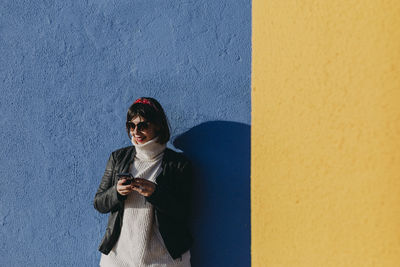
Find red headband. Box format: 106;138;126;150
134;98;158;111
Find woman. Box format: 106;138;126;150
94;97;193;267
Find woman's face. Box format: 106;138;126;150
129;115;159;144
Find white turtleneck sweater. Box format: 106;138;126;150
99;137;191;267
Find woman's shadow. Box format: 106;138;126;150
173;121;250;267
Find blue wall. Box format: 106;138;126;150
0;1;251;266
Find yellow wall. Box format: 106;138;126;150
252;1;400;266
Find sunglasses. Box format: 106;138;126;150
126;121;149;132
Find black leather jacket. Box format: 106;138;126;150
94;146;193;259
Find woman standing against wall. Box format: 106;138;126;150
94;97;193;266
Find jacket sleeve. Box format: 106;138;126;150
145;160;193;222
94;152;126;214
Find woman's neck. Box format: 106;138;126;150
131;136;166;161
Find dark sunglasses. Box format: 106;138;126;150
126;121;149;132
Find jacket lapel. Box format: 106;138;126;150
120;146;136;173
155;148;172;184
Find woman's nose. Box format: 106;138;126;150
131;127;137;136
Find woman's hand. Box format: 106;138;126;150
131;178;156;197
117;179;134;196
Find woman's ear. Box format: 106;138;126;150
154;125;163;142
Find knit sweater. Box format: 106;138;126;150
99;137;191;267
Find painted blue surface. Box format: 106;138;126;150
0;1;251;266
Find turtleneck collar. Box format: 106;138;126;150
131;136;166;161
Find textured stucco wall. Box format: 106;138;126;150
0;1;251;266
252;1;400;266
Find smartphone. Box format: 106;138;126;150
117;173;134;185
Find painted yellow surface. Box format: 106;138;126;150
252;1;400;266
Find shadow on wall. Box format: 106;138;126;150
173;121;250;267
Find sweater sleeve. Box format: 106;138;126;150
94;152;126;214
145;160;193;222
